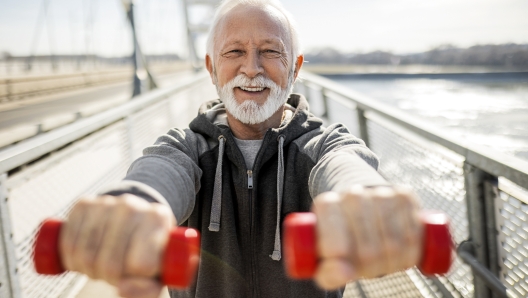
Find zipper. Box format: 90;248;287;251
247;170;253;189
242;132;268;297
247;169;257;297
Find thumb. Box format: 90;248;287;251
118;277;164;298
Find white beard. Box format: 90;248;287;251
215;73;294;125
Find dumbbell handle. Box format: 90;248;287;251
283;211;453;279
33;218;200;289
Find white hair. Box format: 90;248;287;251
206;0;301;65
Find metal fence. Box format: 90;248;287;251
295;72;528;298
0;63;190;102
0;71;216;298
0;70;527;298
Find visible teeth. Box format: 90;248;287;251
240;86;265;92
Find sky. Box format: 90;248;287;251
1;0;527;58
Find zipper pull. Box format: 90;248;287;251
247;170;253;189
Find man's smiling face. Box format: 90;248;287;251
208;4;293;108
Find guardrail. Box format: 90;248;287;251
0;97;129;149
0;70;526;298
296;71;528;298
0;68;132;101
0;63;189;102
0;71;213;298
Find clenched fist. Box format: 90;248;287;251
59;194;175;298
312;186;423;290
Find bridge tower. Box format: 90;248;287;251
182;0;220;71
121;0;158;97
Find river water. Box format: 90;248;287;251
324;73;528;162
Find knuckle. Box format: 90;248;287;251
342;188;360;199
72;198;92;213
146;208;166;226
128;255;157;276
372;186;395;200
341;191;362;209
317;192;341;204
119;194;145;207
116;201;135;217
117;194;135;206
394;185;413;196
398;189;420;207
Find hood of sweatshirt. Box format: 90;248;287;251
189;93;323;145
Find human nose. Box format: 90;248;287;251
240;50;263;78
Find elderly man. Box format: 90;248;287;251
59;0;423;297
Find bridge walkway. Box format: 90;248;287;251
0;71;526;298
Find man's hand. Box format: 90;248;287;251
59;194;176;298
312;186;423;290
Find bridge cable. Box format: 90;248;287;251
27;0;51;71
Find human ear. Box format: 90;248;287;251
205;55;216;85
293;55;304;80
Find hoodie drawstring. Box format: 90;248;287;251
208;134;286;262
208;135;225;232
270;135;285;261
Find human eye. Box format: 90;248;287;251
222;49;244;58
261;49;282;58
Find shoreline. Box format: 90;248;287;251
302;64;528;75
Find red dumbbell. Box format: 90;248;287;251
283;211;453;279
33;218;200;289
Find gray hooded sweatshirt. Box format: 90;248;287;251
104;94;388;298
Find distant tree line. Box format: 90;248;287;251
304;44;528;67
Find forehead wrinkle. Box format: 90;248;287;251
262;39;284;47
218;38;287;58
223;39;284;48
214;4;291;54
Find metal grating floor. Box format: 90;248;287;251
344;271;427;298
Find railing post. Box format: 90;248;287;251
300;83;309;102
356;108;370;147
0;173;22;298
321;87;329;119
483;179;502;284
463;163;502;298
6;79;12;102
125;116;138;162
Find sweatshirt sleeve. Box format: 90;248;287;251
101;128;206;223
301;123;390;198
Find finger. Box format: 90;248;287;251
73;197;115;278
60;197;92;272
314;258;356;290
341;187;382;278
118;277;163;298
312;192;349;259
370;187;403;273
124;203;174;277
94;196;145;285
395;188;423;269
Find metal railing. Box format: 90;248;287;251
0;70;527;297
295;71;528;298
0;63;189;102
0;71;213;298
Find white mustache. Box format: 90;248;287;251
230;74;276;89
